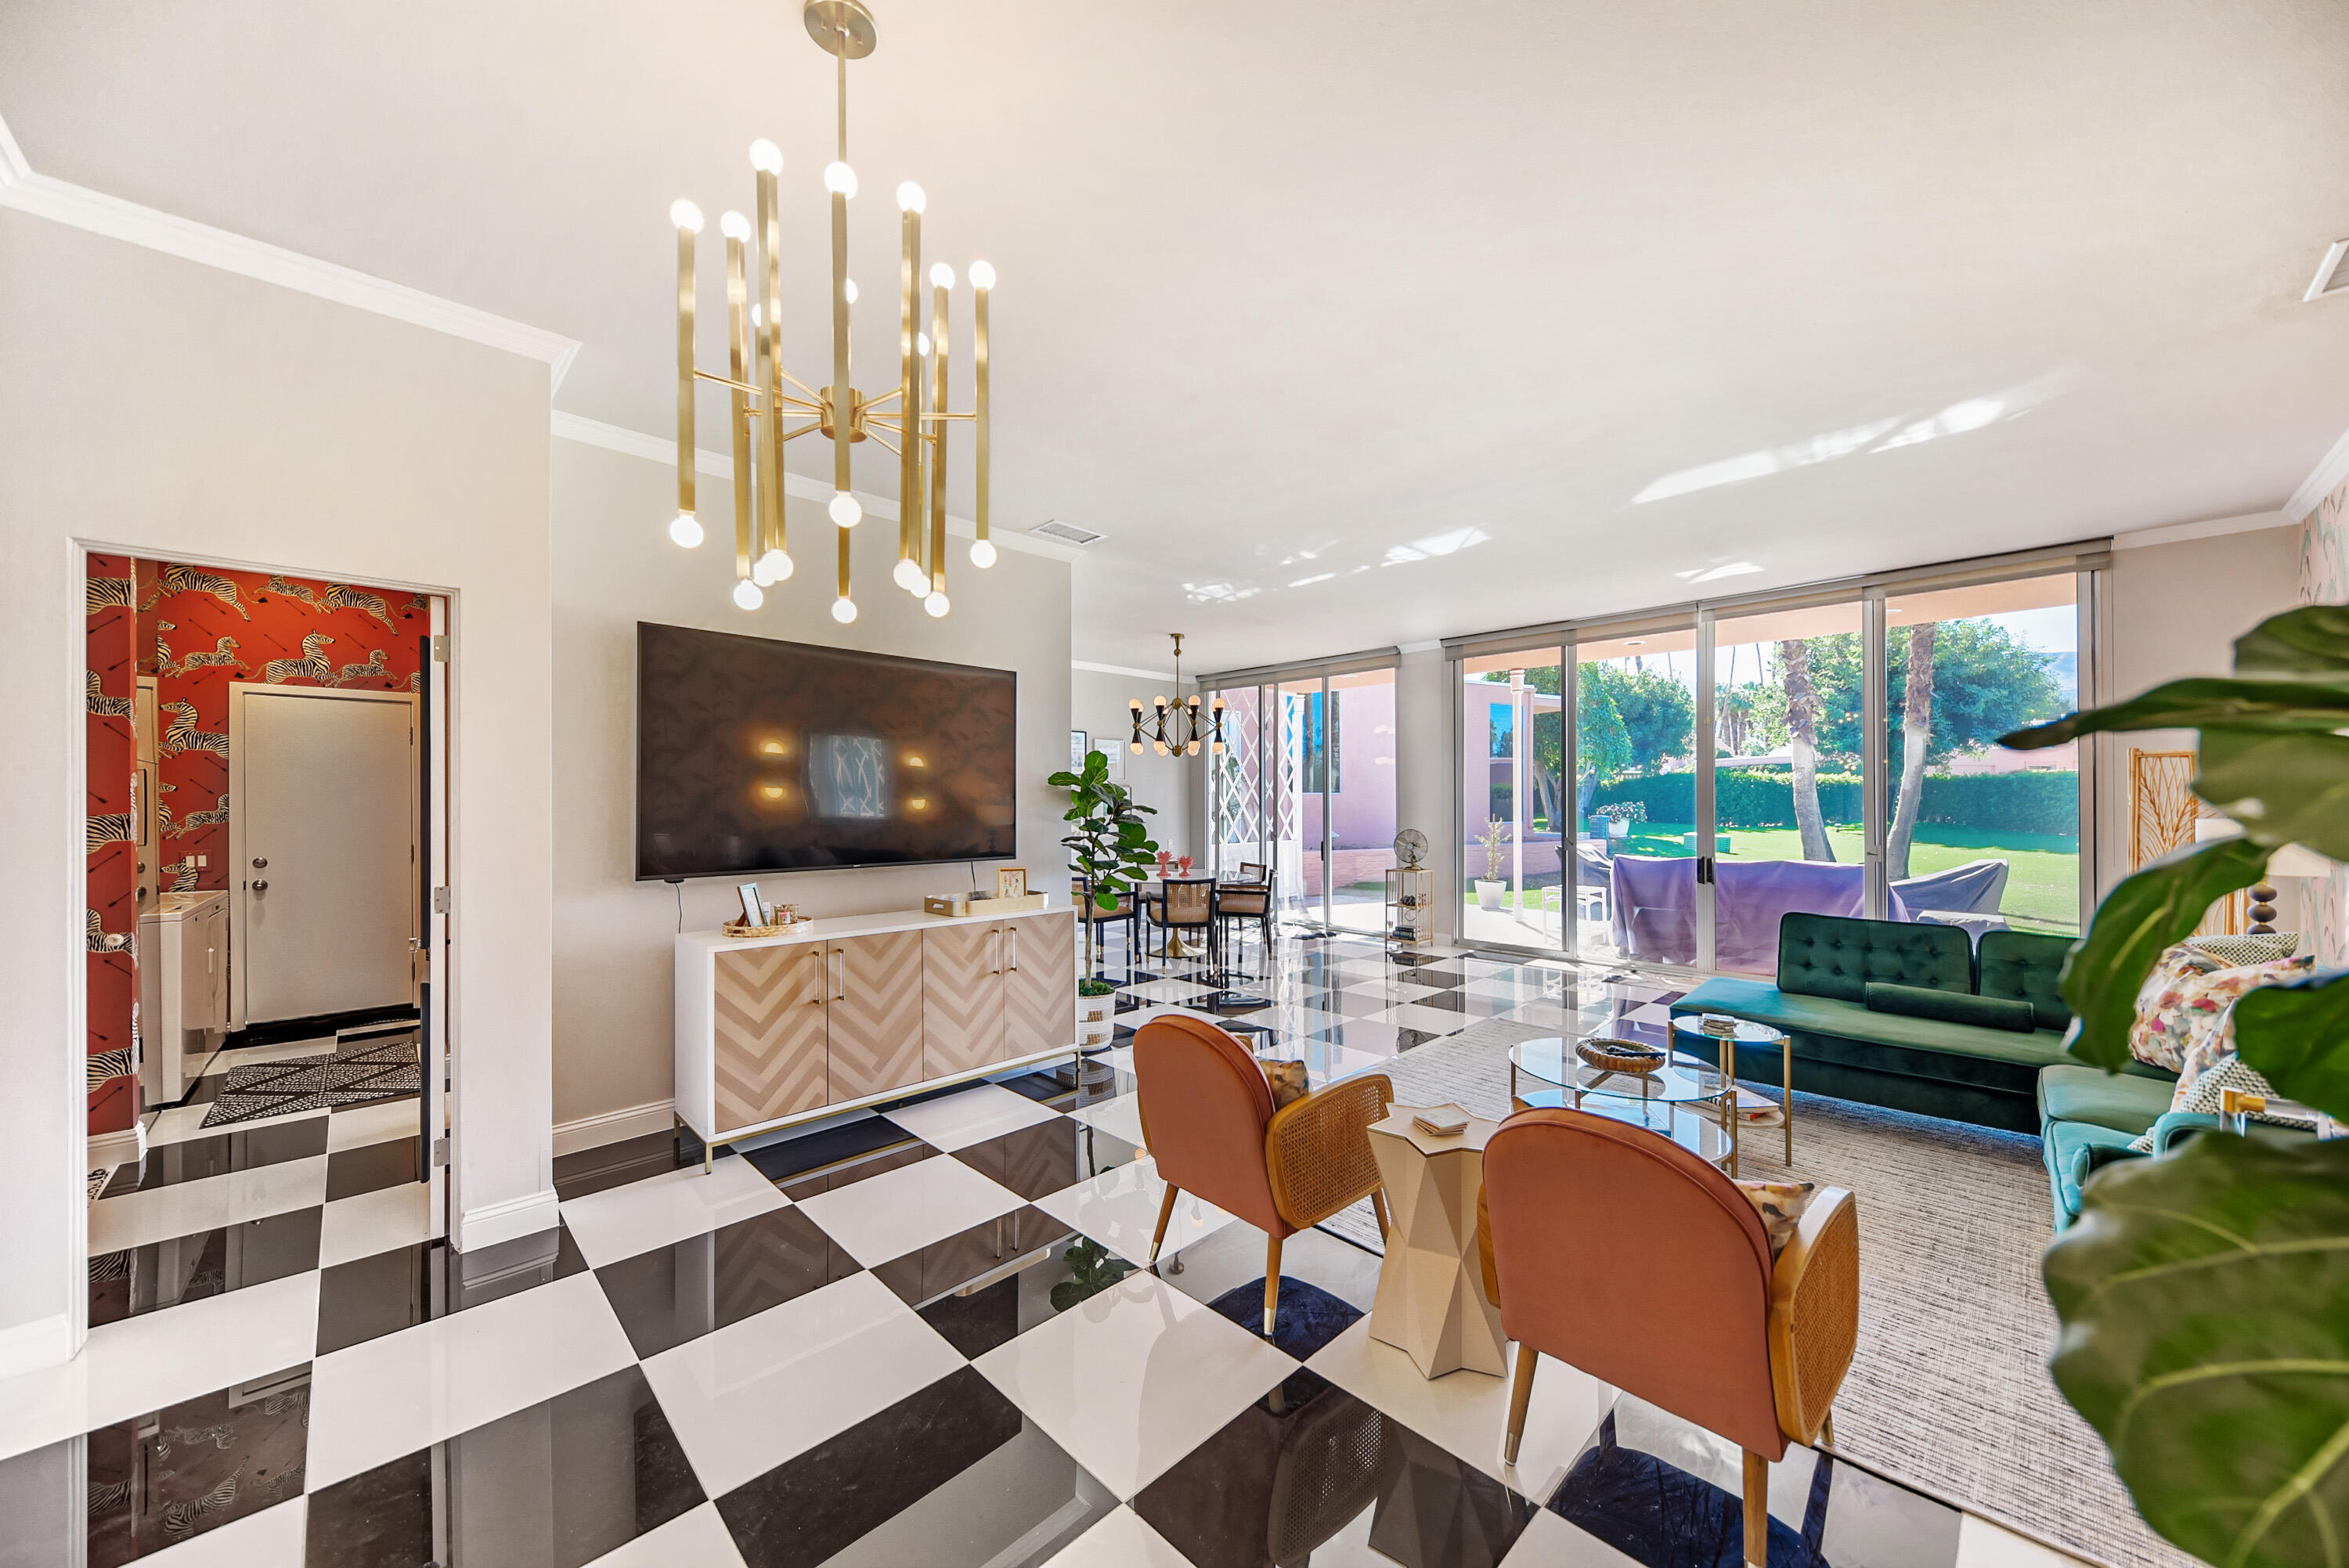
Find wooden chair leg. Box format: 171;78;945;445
1370;1189;1391;1241
1149;1185;1180;1263
1820;1412;1835;1449
1503;1346;1537;1464
1742;1450;1769;1566
1263;1234;1284;1336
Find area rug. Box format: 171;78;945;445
198;1036;420;1126
1322;1016;2189;1568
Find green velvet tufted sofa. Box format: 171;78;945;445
1669;913;2167;1135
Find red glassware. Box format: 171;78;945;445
1178;855;1193;877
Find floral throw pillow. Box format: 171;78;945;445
2127;944;2230;1071
2169;957;2310;1087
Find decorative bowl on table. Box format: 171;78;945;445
1575;1036;1668;1075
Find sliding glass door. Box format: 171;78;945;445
1208;683;1269;883
1460;650;1566;951
1573;624;1699;965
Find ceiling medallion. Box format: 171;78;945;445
1131;633;1227;757
664;0;994;622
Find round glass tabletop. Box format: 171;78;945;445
1508;1037;1729;1105
1669;1015;1787;1045
1510;1087;1734;1165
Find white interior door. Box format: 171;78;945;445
233;685;417;1024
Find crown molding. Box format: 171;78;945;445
0;109;579;387
2285;422;2349;523
548;409;1081;563
2109;510;2294;550
1073;658;1177;682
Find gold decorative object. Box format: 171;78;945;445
665;0;994;622
1128;633;1227;757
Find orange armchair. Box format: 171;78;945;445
1132;1014;1394;1335
1478;1106;1858;1568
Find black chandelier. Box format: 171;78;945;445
1129;633;1226;757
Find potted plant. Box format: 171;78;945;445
1475;817;1507;910
1049;748;1159;967
1077;978;1118;1049
1998;604;2349;1568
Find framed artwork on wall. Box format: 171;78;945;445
1070;730;1087;770
1103;746;1126;782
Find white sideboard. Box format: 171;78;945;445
674;903;1078;1158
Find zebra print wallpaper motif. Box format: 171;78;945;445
84;557;428;1137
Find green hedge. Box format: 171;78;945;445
1588;768;2075;834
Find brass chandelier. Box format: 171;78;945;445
664;0;994;623
1130;633;1227;756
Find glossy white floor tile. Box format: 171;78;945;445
305;1270;635;1491
1371;1001;1477;1035
557;1153;788;1268
1306;1321;1610;1489
640;1271;965;1498
143;1101;328;1149
792;1152;1027;1267
1070;1091;1146;1148
143;1495;309;1566
882;1082;1065;1152
327;1097;425;1152
1120;978;1217;1004
1498;1503;1639;1567
584;1500;751;1568
1955;1512;2086;1568
1500;1002;1579;1031
1032;1155;1236;1266
199;1036;335;1073
973;1271;1294;1500
86;1154;329;1255
1038;1504;1194;1568
0;1271;320;1465
318;1178;440;1268
1343;978;1443;1004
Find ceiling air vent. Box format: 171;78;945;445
2304;240;2349;302
1028;519;1102;546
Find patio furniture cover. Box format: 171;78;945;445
1889;857;2010;917
1609;856;1911;971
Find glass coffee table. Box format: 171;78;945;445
1669;1015;1794;1166
1506;1037;1737;1174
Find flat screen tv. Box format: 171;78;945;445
635;622;1017;879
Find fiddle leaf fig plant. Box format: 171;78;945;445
2001;604;2349;1568
1050;748;1158;911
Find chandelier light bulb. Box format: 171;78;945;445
895;181;926;214
751;555;778;587
924;590;951;618
843;278;859;304
719;210;751;241
668;511;704;548
969;538;997;568
967;260;996;289
758;546;792;582
749;139;783;174
832;596;858;625
1154;740;1170;756
823;160;858;198
828;492;863;528
929;262;955;290
731;579;764;611
893;557;929;593
669;200;704;233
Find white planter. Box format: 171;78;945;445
1077;993;1117;1049
1474;880;1505;911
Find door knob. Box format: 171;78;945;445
252;856;269;869
251;880;269;893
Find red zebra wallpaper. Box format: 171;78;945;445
84;558;428;1137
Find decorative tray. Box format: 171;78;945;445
1575;1036;1669;1075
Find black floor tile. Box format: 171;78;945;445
90;1206;323;1326
307;1368;701;1568
951;1118;1141;1202
99;1117;329;1195
596;1207;859;1358
73;1363;312;1564
1134;1368;1534;1568
324;1137;420;1202
871;1210;1084;1350
996;1057;1124;1112
1203;1275;1364;1360
747;1119;937;1200
554;1128;692;1202
315;1225;590;1354
716;1365;1112;1568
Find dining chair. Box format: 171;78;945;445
1214;881;1272;963
1133;1014;1393;1334
1156;877;1217;963
1478;1106;1858;1566
1076;876;1140;968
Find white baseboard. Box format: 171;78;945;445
0;1310;77;1378
456;1188;562;1253
87;1126;143;1172
553;1098;677;1158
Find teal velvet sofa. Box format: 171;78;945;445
2037;1065;2315;1227
1669;913;2163;1135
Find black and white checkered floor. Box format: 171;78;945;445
8;931;2065;1568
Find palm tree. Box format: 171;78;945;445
1886;623;1937;879
1781;639;1832;861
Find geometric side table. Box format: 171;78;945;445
1364;1108;1506;1380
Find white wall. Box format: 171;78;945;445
1393;649;1457;943
2096;517;2303;893
1070;667;1191;864
550;439;1073;1134
0;208;555;1363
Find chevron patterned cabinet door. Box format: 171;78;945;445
922;922;1003;1080
1001;911;1077;1062
827;930;926;1101
713;943;829;1133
